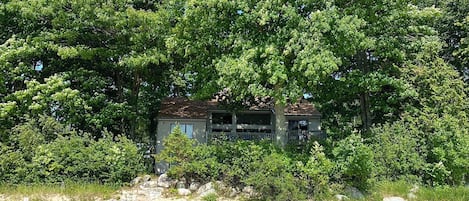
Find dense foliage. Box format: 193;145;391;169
0;115;143;184
1;0;468;196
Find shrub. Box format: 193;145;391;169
0;144;27;184
371;114;469;186
92;135;144;183
423;115;469;186
297;141;334;196
244;151;306;201
214;140;268;186
370;121;427;182
31;133;143;183
155;126;222;183
333;134;374;190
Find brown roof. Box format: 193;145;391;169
158;97;218;119
284;99;321;116
158;97;320;119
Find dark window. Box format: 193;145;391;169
236;113;271;125
288;120;308;131
212;112;232;124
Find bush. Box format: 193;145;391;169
214;140;268;186
244;151;306;201
370;121;427;182
333;134;375;190
31;133;143;183
297;141;334;196
0;116;143;184
371;114;469;186
155;126;223;183
0;144;27;184
423;115;469;186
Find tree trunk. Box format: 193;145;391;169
274;102;287;147
357;51;372;132
130;71;141;140
360;92;372;132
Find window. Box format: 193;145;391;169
288;120;308;131
236;113;271;125
212;112;232;124
170;123;193;138
34;60;43;71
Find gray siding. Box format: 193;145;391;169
156;118;207;153
308;117;321;131
155;118;207;173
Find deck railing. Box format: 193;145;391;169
208;130;325;143
209;131;273;142
287;130;325;144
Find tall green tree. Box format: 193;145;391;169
168;0;367;146
418;0;469;82
0;0;173;141
312;1;444;138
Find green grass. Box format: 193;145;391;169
416;186;469;201
0;182;120;201
358;180;469;201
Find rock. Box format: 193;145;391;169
176;181;186;189
130;176;142;186
409;185;419;193
345;186;364;199
120;190;138;201
215;180;227;189
335;194;349;200
197;182;217;197
407;192;417;200
242;186;256;197
383;196;406;201
140;180;159;189
142;174;152;182
147;188;164;199
229;188;238;198
157;173;176;188
178;188;192;196
189;182;201;191
407;184;418;200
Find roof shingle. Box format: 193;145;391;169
158;97;320;119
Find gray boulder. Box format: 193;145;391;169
130;176;141;186
407;192;417;200
189;182;201;191
345;186;364;199
229;188;239;198
140;180;158;189
242;186;256;197
178;188;192;196
197;182;217;197
157;173;176;188
335;194;349;200
142;174;152;182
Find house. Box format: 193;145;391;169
156;97;322;151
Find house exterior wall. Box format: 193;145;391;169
155;118;207;173
308;117;321;131
156;118;207;153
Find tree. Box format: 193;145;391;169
312;1;444;138
168;0;367;146
0;0;174;141
417;0;469;83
